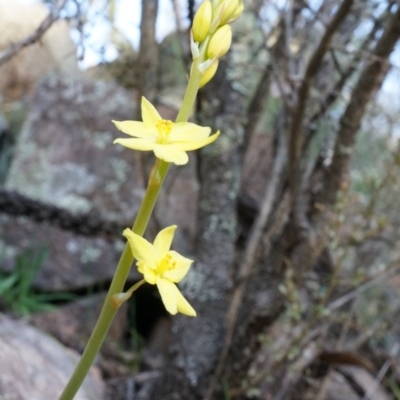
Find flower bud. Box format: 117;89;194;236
198;58;214;74
227;1;244;23
207;25;232;59
219;0;240;25
192;0;212;43
200;60;219;88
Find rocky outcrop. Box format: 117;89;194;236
2;75;143;291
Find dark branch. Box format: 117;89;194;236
288;0;354;216
137;0;159;105
302;5;388;155
322;4;400;206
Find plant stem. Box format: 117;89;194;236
58;66;201;400
176;58;202;123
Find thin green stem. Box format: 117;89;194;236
176;58;202;123
58;61;202;400
176;34;210;123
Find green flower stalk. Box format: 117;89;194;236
58;1;244;399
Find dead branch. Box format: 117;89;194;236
302;8;386;155
322;4;400;206
243;0;306;153
288;0;354;219
0;0;68;67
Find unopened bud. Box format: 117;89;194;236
192;1;212;43
209;1;225;33
200;60;219;88
219;0;240;25
207;25;232;59
228;1;244;23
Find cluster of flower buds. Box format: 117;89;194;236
191;0;244;87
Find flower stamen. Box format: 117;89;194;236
159;253;177;273
156;120;174;144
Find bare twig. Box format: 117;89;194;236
302;7;387;155
243;0;308;153
328;263;400;311
0;0;68;66
363;343;400;400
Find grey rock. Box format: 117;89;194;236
0;213;138;291
6;75;143;221
0;313;105;400
2;75;145;291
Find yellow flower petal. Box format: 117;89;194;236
137;261;145;274
112;120;157;138
153;144;189;165
141;97;162;130
169;123;211;141
157;278;178;315
173;131;220;151
114;138;156;151
157;278;196;316
123;229;158;267
153;225;177;257
175;285;196;316
163;250;193;283
142;265;157;285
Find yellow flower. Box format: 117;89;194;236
113;97;220;165
123;225;196;317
